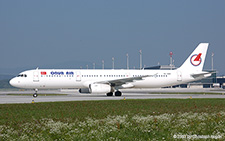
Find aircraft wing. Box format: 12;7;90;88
96;75;149;87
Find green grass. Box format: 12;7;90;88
0;99;225;140
1;99;224;123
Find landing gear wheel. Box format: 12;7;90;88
115;91;122;96
107;92;113;96
33;89;38;98
33;93;38;98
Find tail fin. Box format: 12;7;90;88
178;43;209;73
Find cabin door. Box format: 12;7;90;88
76;72;81;82
177;71;182;81
33;71;39;82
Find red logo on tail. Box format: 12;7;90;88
194;53;202;61
190;53;202;66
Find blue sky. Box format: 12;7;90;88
1;1;225;75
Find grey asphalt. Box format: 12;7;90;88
0;88;225;104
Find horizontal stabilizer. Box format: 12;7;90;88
191;71;215;78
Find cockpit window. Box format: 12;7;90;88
17;74;27;77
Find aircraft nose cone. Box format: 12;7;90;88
9;78;17;87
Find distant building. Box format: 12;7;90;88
217;76;225;89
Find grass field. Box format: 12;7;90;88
0;99;225;140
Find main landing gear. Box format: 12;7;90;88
33;89;38;98
106;91;122;96
115;91;122;96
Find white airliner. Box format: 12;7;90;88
10;43;212;97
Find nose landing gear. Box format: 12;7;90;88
33;89;38;98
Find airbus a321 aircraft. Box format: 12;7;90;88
10;43;212;97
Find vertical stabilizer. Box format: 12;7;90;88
178;43;209;73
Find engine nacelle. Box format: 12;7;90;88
79;88;91;93
79;84;111;94
90;84;111;94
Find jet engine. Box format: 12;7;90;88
79;88;91;93
79;84;111;94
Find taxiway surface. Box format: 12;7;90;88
0;88;225;104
